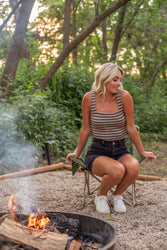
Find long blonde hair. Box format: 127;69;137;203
92;63;124;96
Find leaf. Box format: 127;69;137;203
105;214;112;220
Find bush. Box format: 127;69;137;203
123;76;167;135
47;65;94;127
9;94;78;156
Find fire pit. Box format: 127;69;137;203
0;211;117;250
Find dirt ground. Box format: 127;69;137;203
0;170;167;250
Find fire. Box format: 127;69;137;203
28;212;50;230
8;194;18;221
8;195;50;230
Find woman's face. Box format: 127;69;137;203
105;70;123;95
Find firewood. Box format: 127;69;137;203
0;163;65;180
137;174;167;181
68;239;84;250
0;217;68;250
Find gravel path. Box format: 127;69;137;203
0;170;167;249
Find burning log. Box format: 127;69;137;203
0;163;65;180
0;217;68;250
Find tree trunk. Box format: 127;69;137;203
0;0;24;33
0;0;35;100
101;18;108;61
63;0;71;48
146;56;167;96
111;4;127;61
32;0;131;93
72;0;78;65
101;0;108;61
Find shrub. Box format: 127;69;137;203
9;94;77;156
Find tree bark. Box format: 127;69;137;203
32;0;131;93
0;0;35;100
111;3;127;61
72;0;79;65
101;0;108;61
63;0;72;48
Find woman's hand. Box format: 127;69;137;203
66;153;78;163
142;151;157;162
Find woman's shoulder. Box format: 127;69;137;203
82;91;92;105
83;91;93;100
120;89;131;98
120;89;133;105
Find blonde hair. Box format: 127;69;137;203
91;62;124;95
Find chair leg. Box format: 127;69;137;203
83;171;89;205
83;171;136;207
82;171;101;207
132;182;136;206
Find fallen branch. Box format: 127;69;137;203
0;163;65;180
64;164;82;172
0;162;166;182
137;174;167;181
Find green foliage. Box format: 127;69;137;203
123;76;167;135
9;94;78;156
47;65;94;127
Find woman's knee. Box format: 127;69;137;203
110;162;125;181
126;158;140;177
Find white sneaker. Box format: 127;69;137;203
94;195;110;214
113;195;126;213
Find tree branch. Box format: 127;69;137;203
146;56;167;96
32;0;131;93
0;0;24;33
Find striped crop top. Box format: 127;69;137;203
91;89;126;141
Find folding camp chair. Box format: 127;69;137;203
71;126;144;208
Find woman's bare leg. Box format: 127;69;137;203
113;154;140;195
92;156;125;196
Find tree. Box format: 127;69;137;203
32;0;131;93
146;56;167;96
0;0;24;33
111;4;127;61
63;0;72;48
0;0;35;100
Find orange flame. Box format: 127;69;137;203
8;195;50;230
8;194;18;221
28;212;50;230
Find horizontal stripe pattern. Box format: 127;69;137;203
91;89;126;141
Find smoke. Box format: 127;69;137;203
0;105;42;213
0;106;41;174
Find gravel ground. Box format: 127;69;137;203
0;170;167;250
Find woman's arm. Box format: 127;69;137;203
66;92;92;162
121;90;156;161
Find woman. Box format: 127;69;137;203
67;63;156;214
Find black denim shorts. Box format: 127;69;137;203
85;137;131;171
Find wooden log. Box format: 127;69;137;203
64;164;82;172
0;217;68;250
137;174;167;181
68;239;84;250
0;163;65;180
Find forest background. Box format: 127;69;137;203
0;0;166;177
